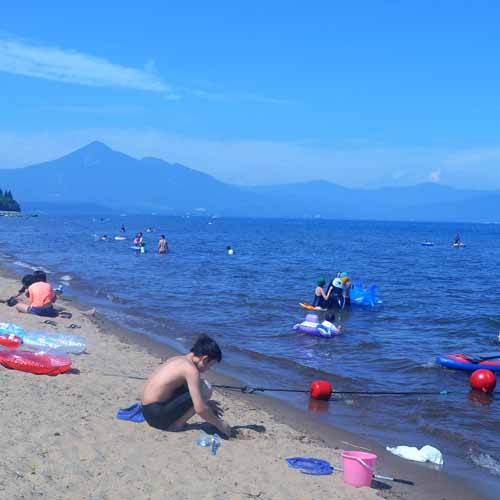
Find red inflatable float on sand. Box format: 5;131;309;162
0;350;72;375
0;334;21;348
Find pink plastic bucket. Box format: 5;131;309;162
341;451;377;487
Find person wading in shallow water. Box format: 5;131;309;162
141;335;232;437
158;235;169;254
312;278;329;308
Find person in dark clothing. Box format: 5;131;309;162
312;278;329;308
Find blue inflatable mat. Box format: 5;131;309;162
436;353;500;372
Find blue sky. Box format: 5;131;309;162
1;1;500;188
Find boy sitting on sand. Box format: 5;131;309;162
142;335;232;438
15;271;57;317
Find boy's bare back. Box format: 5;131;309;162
142;356;197;405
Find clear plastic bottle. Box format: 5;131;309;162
211;434;221;456
196;430;211;447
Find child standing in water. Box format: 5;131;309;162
158;235;169;254
133;232;143;246
312;278;329;308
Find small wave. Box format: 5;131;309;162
268;332;297;339
469;452;500;476
14;260;36;270
14;261;51;273
358;341;383;349
105;293;129;305
60;275;73;282
420;424;467;444
487;317;500;327
414;360;439;371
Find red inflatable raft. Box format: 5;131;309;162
0;334;21;348
0;350;72;375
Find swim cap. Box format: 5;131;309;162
333;278;343;288
317;278;326;286
341;276;349;285
340;272;348;278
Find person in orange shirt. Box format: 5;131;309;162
16;271;56;316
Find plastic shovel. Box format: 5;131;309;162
335;465;414;486
372;473;414;485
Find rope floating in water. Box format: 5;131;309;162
212;382;450;399
100;373;451;400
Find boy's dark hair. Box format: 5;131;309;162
19;274;36;293
33;270;47;282
21;274;35;287
190;335;222;362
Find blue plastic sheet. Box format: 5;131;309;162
286;457;333;475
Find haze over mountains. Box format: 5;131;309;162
0;141;498;222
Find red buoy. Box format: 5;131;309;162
470;369;496;393
310;380;332;400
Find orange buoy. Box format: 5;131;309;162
310;380;332;400
470;369;496;393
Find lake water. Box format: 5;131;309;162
1;215;499;495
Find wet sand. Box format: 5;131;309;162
0;269;486;499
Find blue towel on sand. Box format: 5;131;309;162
117;403;145;423
286;457;333;475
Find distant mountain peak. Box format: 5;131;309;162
78;141;113;154
55;141;121;169
0;141;495;221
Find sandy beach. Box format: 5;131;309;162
0;270;485;500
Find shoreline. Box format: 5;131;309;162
92;305;488;500
0;262;489;499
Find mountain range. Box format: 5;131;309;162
0;141;498;222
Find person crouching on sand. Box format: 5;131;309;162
142;335;232;438
15;271;56;316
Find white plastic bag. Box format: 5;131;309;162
386;445;443;465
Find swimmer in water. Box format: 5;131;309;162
120;225;126;233
340;272;351;307
158;235;169;254
100;235;109;241
227;245;234;255
133;232;143;246
325;273;345;316
312;278;329;308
